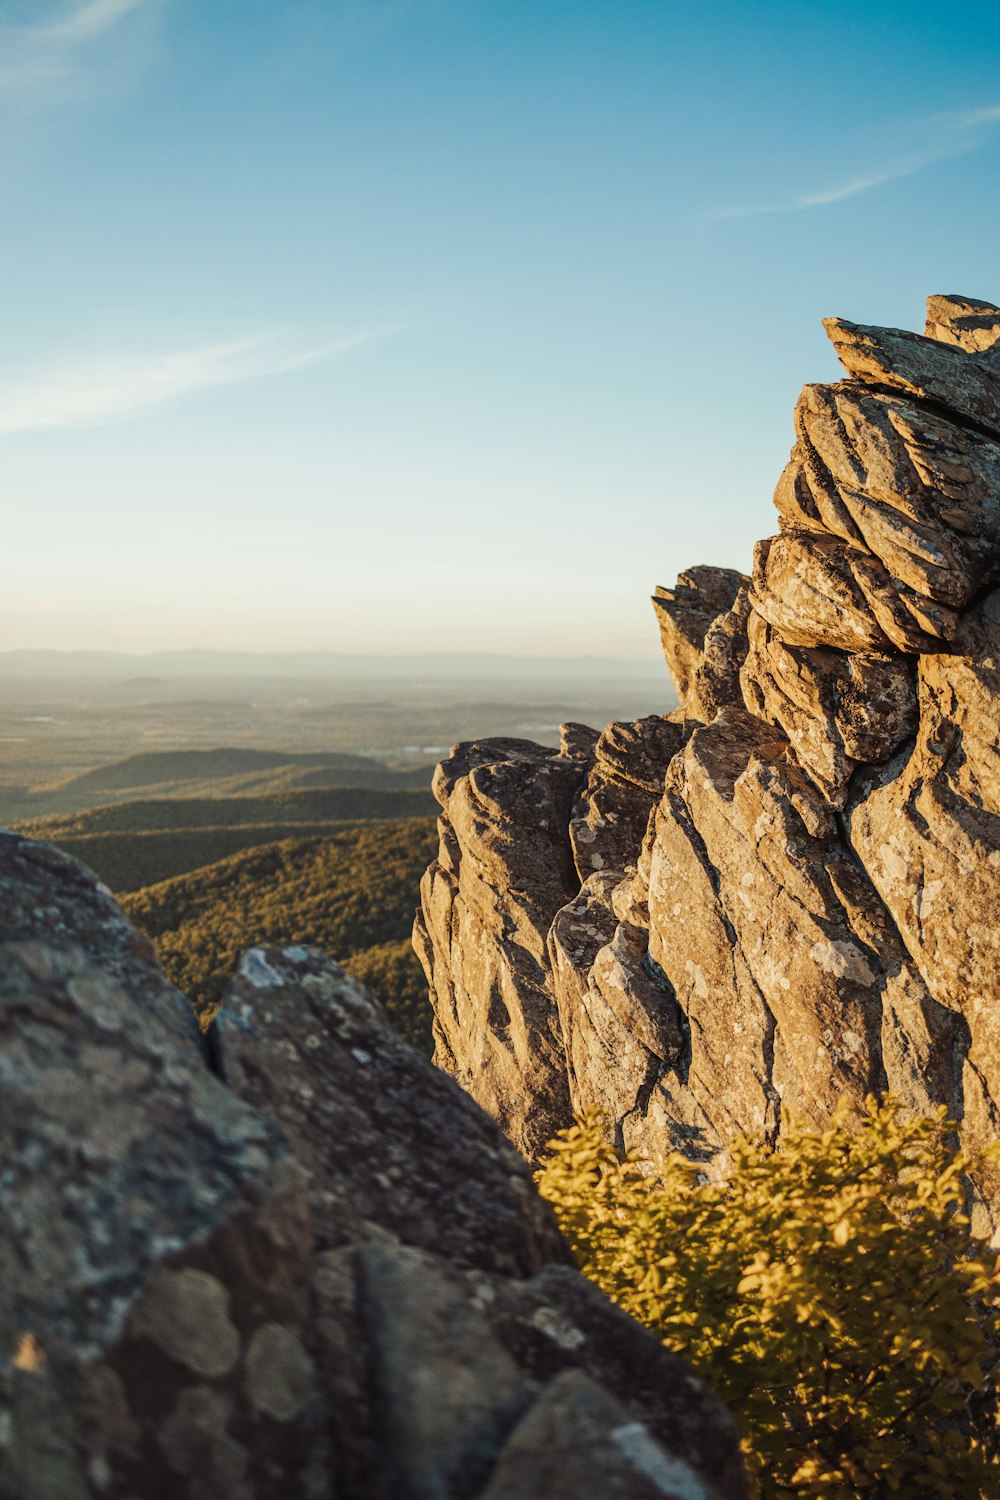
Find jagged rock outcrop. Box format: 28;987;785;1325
413;738;584;1158
416;293;1000;1235
0;836;744;1497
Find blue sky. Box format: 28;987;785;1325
3;0;1000;657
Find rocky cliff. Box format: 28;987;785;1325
415;293;1000;1236
0;832;742;1498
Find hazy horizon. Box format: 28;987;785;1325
0;643;669;676
5;1;1000;654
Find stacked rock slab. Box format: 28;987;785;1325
415;294;1000;1233
0;834;744;1497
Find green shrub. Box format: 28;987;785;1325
536;1099;1000;1498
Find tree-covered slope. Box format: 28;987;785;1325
121;818;438;1052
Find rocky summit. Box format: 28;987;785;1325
0;832;742;1498
415;293;1000;1236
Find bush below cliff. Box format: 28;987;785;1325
538;1099;1000;1499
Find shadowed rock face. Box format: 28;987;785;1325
215;947;746;1499
0;837;326;1500
415;293;1000;1235
0;836;745;1498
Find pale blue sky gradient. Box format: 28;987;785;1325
4;0;1000;656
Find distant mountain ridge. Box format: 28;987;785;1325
0;647;664;680
20;784;435;837
48;746;409;793
5;747;433;825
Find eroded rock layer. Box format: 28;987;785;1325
415;293;1000;1235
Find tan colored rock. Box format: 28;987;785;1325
740;609;916;804
416;743;584;1159
646;711;887;1125
548;874;681;1140
751;532;954;654
925;293;1000;351
651;567;748;710
849;588;1000;1223
416;292;1000;1240
560;721;601;759
824;314;1000;438
687;585;753;722
569;716;685;881
773;381;1000;613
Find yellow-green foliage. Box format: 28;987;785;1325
537;1100;1000;1498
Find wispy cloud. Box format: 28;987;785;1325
0;0;146;97
0;331;385;434
711;103;1000;222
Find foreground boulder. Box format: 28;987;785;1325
415;293;1000;1235
0;834;326;1500
0;832;745;1497
215;945;746;1498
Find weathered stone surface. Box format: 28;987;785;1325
772;380;1000;617
849;588;1000;1222
652;567;748;710
0;925;326;1499
2;829;747;1496
357;1241;530;1500
925;293;1000;352
416;741;586;1158
548;874;681;1143
751;531;954;654
560;721;601;759
569;716;685;881
644;709;908;1141
687;586;753;723
215;945;567;1277
468;1263;745;1498
215;947;745;1499
480;1369;719;1500
824;314;1000;438
351;1237;744;1500
417;292;1000;1235
741;609;916;804
0;830;203;1053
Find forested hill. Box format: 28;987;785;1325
120;818;438;1052
11;745;433;824
17;787;436;892
15;747;441;1053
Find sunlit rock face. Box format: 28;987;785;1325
415;293;1000;1236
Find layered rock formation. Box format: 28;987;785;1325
416;293;1000;1234
0;832;743;1498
